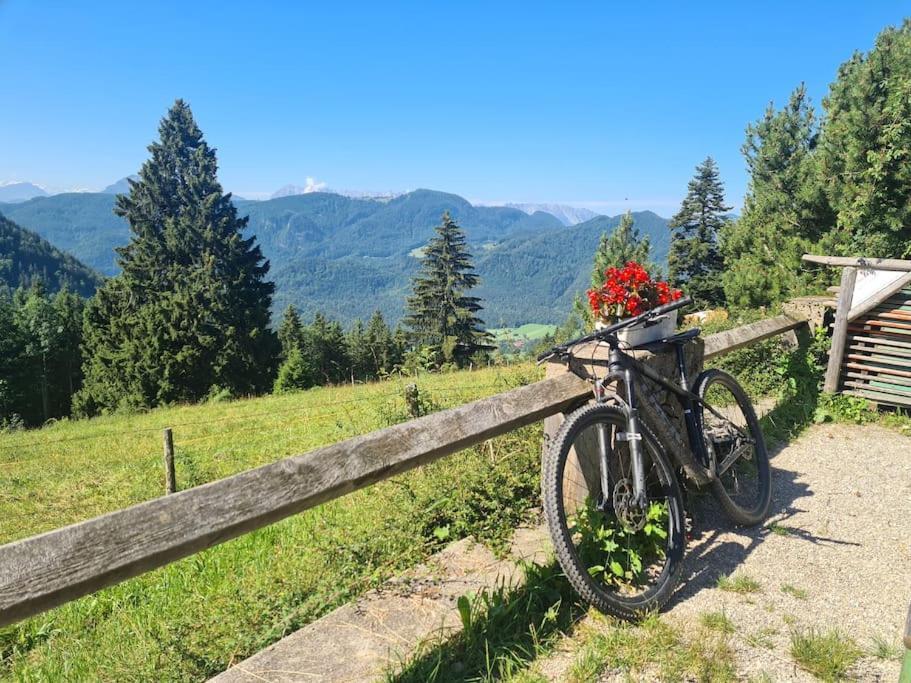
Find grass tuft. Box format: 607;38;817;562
870;634;902;661
716;572;762;594
567;614;736;682
700;610;735;634
389;562;581;682
780;583;808;600
745;627;778;650
766;521;798;536
789;627;862;681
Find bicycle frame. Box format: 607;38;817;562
593;341;712;502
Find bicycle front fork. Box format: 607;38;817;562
596;361;648;510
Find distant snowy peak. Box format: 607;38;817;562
271;180;402;202
0;182;49;203
505;203;600;226
271;178;328;198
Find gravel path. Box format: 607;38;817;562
538;422;911;681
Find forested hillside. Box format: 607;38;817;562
0;190;670;325
0;193;129;277
0;213;101;296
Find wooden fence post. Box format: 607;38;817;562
162;428;176;495
404;384;420;418
824;266;857;393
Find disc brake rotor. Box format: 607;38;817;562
612;478;647;531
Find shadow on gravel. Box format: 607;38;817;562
669;465;811;606
666;327;847;606
671;460;859;608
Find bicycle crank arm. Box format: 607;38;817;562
716;443;753;476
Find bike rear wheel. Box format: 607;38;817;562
543;403;686;619
696;369;771;526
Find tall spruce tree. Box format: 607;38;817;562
668;157;730;307
404;211;491;366
365;310;394;375
75;100;275;414
309;312;348;384
277;304;305;360
722;85;830;307
818;20;911;257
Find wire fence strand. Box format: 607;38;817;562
0;373;537;469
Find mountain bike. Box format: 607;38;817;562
536;295;770;619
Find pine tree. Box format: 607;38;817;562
7;283;85;424
308;312;348;384
0;294;26;426
668;157;730;307
277;304;305;359
722;85;830;307
273;347;312;393
590;211;657;289
404;211;491;367
365;310;394;375
818;20;911;257
346;318;371;381
14;282;62;422
576;210;661;330
75;100;276;414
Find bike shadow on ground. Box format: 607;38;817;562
669;455;859;608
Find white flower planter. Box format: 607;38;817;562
597;310;678;347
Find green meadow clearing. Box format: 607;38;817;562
0;364;544;681
489;324;557;342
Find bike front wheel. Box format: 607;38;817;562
696;369;771;526
543;403;686;620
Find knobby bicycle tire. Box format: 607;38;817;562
696;369;771;526
543;403;686;619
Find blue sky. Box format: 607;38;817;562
1;1;908;214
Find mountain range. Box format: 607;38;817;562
0;189;670;326
504;203;599;227
0;182;49;203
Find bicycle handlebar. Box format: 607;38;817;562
536;295;693;363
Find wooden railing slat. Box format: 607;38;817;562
802;254;911;272
0;372;591;628
702;315;805;360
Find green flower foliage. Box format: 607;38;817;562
571;498;668;588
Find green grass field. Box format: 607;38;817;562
488;324;556;342
0;364;544;681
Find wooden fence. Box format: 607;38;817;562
803;254;911;406
0;313;807;629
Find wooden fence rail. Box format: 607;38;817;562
0;313;806;629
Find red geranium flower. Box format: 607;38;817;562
586;262;683;323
